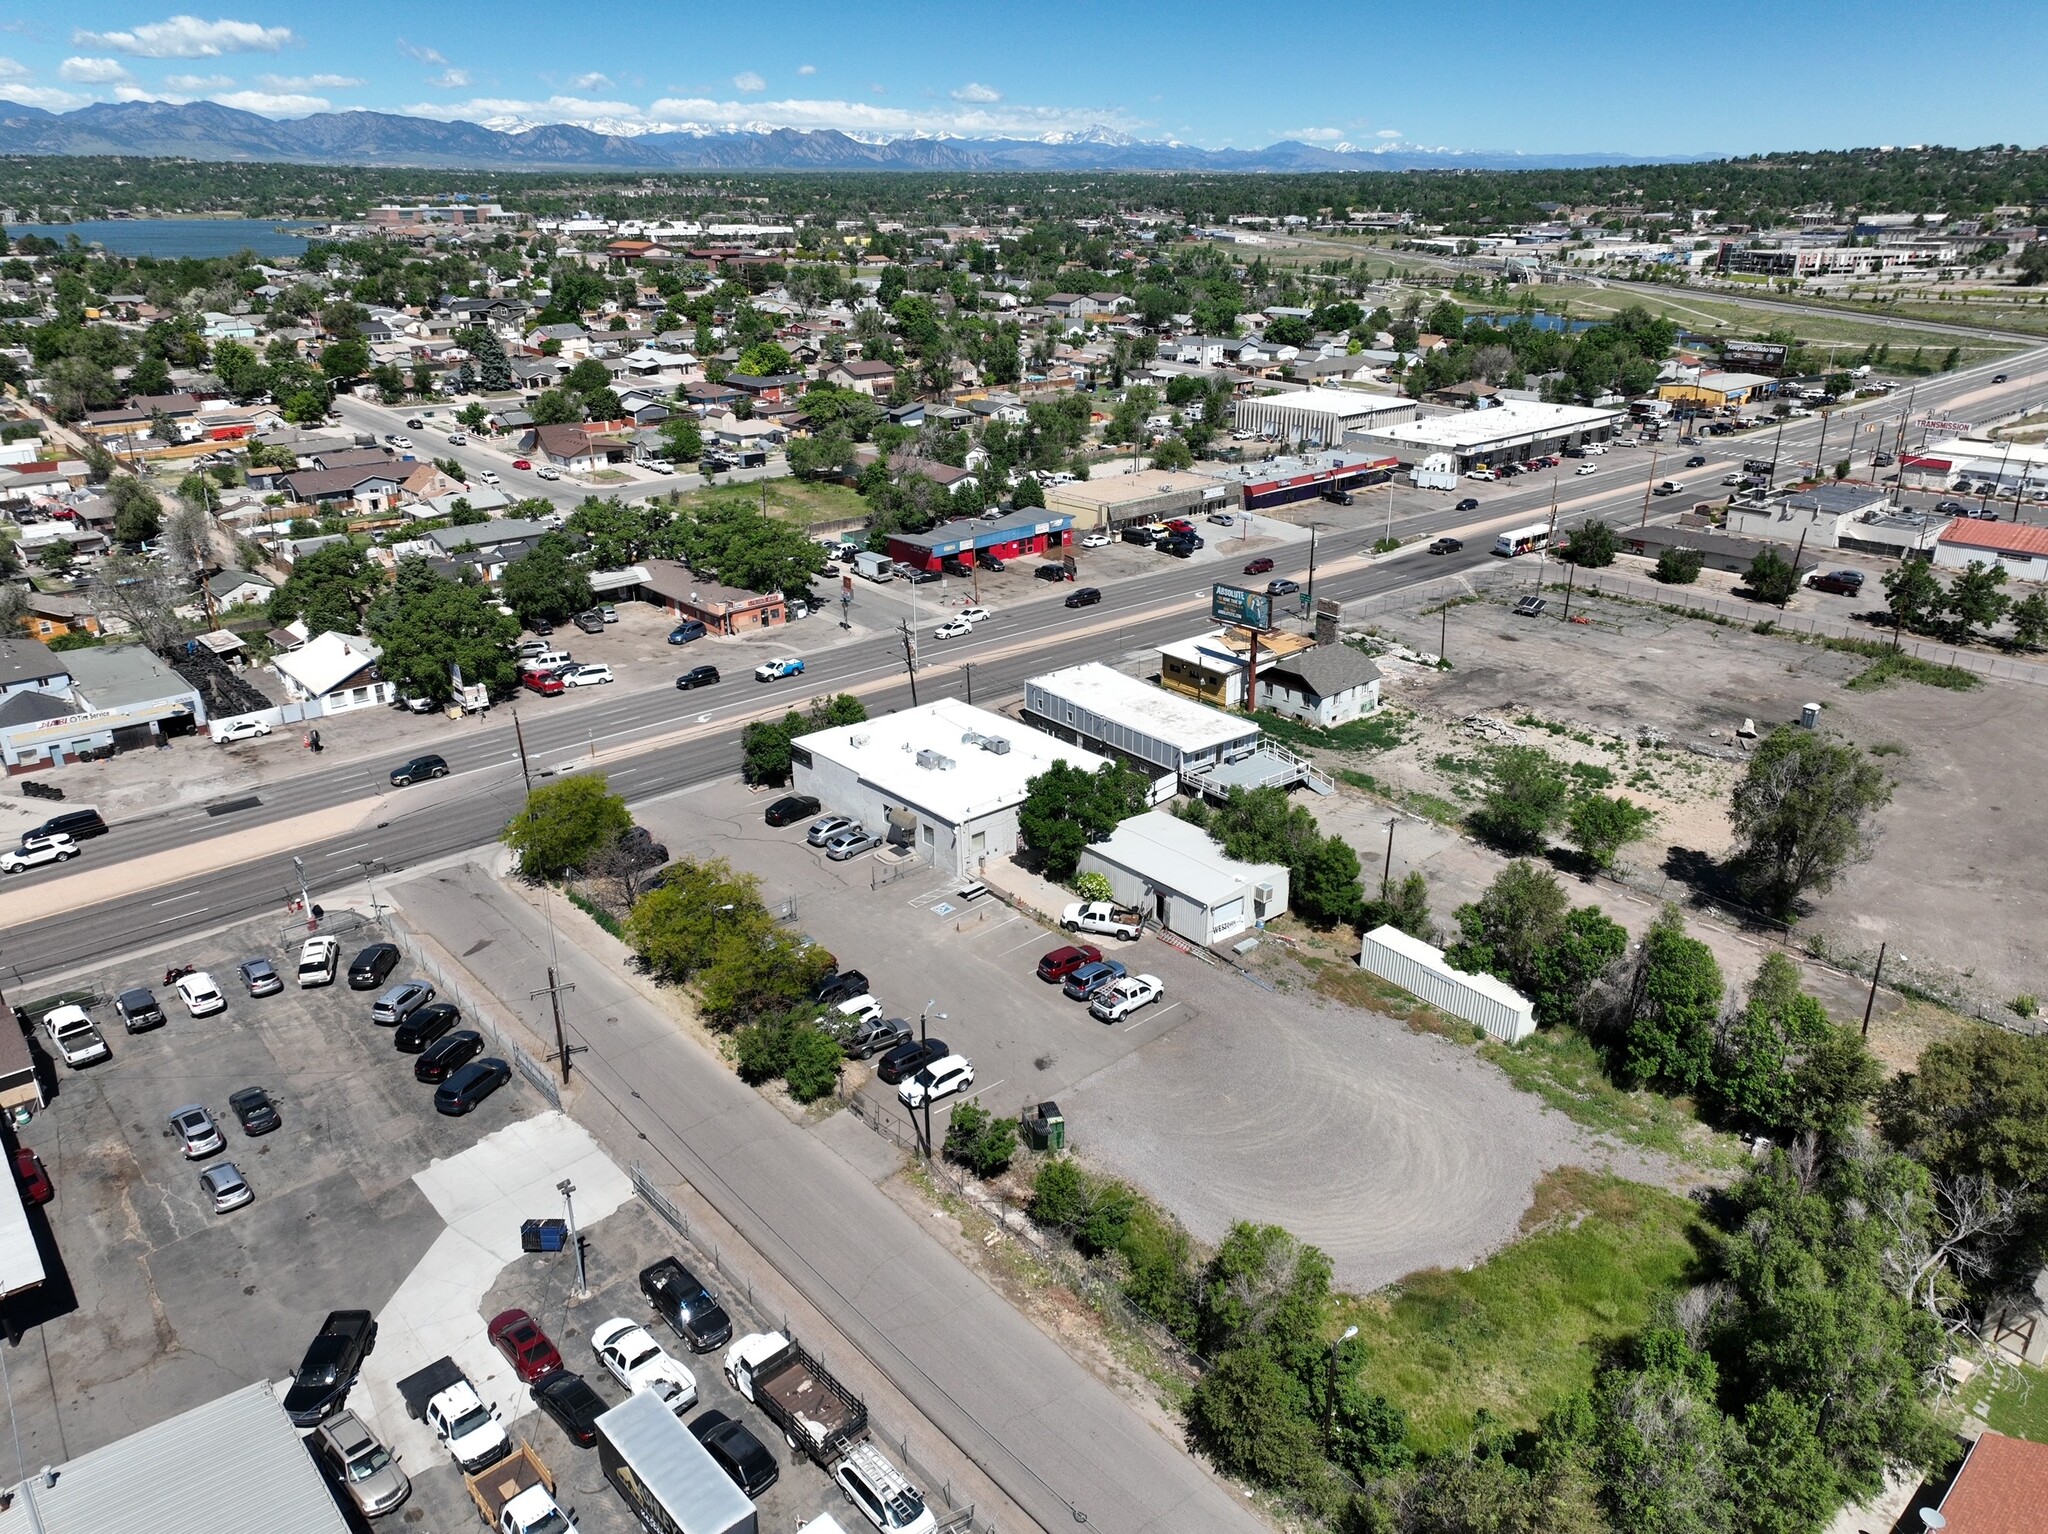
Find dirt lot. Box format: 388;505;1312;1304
1321;567;2048;1030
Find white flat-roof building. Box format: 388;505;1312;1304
1909;436;2048;495
1078;811;1288;946
1232;387;1414;449
792;699;1108;876
1023;662;1259;779
1348;400;1626;470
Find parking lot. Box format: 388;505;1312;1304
632;777;1648;1290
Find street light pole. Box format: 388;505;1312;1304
557;1178;587;1296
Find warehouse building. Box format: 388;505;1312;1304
1044;468;1236;532
1933;517;2048;582
1725;483;1889;545
1203;452;1401;512
1231;387;1415;448
1657;371;1777;408
1905;435;2048;496
1347;400;1625;471
1078;810;1289;946
792;698;1108;876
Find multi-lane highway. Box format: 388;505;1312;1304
7;349;2037;985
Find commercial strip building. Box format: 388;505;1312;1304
792;698;1109;876
0;642;206;770
641;560;787;633
1078;810;1289;946
1044;468;1237;532
1203;453;1401;513
1904;435;2048;496
1347;399;1627;472
1656;371;1778;408
1230;387;1415;448
0;1380;352;1534
882;508;1076;572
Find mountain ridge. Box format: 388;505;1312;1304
0;100;1703;173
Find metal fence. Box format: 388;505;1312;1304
386;913;562;1110
628;1162;995;1534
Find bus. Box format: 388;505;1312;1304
1492;522;1552;557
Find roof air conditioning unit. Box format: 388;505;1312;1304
983;736;1011;754
1256;883;1276;902
848;733;868;747
916;749;941;769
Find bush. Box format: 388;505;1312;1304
1072;871;1114;904
1655;546;1705;585
1030;1156;1089;1227
733;1019;791;1083
943;1103;1019;1176
782;1024;845;1102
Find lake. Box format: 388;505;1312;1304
3;218;324;259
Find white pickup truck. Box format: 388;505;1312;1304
399;1357;512;1474
1089;973;1165;1023
1060;901;1143;941
42;1004;110;1067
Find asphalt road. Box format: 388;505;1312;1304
9;349;2038;986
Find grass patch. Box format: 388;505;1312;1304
1568;761;1617;790
1308;957;1481;1043
1480;1026;1743;1167
1253;706;1408;753
1844;650;1982;692
1973;1362;2048;1444
1337;767;1462;826
566;889;624;938
661;477;870;529
1340;1168;1711;1454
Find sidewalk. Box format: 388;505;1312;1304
386;859;1267;1534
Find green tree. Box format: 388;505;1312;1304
781;1023;845;1102
107;475;163;544
1184;1347;1322;1491
1656;546;1705;585
1029;1157;1090;1228
1715;953;1878;1140
210;337;267;399
1615;904;1724;1090
501;774;632;879
1729;727;1893;917
626;857;769;983
1881;557;1944;635
565;496;661;569
1018;760;1149;880
318;336;369;383
1361;869;1436;944
1010;474;1046;509
943;1103;1019;1177
531;388;582;426
738;695;867;786
364;556;521;704
1562;518;1619;568
1150;435;1194;472
500;533;593;625
266;539;379;632
1197;1221;1333;1366
1445;859;1569;999
669;496;829;594
1294;832;1365;929
658;414;703;463
1567;792;1654;871
1474;745;1571;852
1745;548;1801;605
2008;590;2048;648
735;341;792;377
1178;787;1363;927
1527;906;1629;1029
562;358;613;395
460;327;514;392
1942;559;2008;642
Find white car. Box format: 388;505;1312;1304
42;1004;110;1067
1466;469;1496;482
216;717;272;743
1575;464;1598;476
820;995;884;1033
897;1053;975;1108
958;605;992;624
1089;973;1164;1023
175;971;227;1017
446;432;467;445
478;469;501;485
536;466;561;481
395;436;414;450
931;617;973;641
562;663;613;687
0;835;78;873
1080;531;1111;548
593;1317;698;1418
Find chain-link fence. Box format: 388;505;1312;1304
386;913;562;1109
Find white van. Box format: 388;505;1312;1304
297;936;339;988
835;1443;937;1534
1038;471;1075;487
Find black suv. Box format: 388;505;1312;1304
347;943;400;990
414;1029;484;1083
813;969;870;1005
877;1037;948;1085
114;986;165;1032
640;1257;733;1351
229;1086;281;1136
389;754;447;787
283;1310;379;1427
533;1372;610;1447
690;1410;779;1496
393;1002;461;1053
1035;563;1067;582
1064;587;1102;609
435;1057;511;1115
975;551;1004;571
25;809;107;843
676;665;720;690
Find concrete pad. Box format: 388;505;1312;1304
812;1108;909;1185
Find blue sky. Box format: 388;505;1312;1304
1;2;2044;155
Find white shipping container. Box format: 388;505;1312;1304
1358;924;1536;1044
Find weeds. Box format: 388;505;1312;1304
1844;651;1982;692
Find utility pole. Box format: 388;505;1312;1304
557;1178;587;1297
1381;816;1396;894
512;710;533;793
1305;523;1319;609
1439;601;1448;663
1561;558;1578;623
358;860;385;924
1861;942;1887;1039
291;854;314;928
1638;447;1660;527
1783;528;1807;609
899;620;919;706
962;662;973;706
531;967;578;1084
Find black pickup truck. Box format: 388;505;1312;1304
639;1256;733;1353
283;1309;378;1427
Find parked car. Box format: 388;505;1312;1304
434;1057;511;1115
640;1257;734;1352
1429;537;1464;554
42;1005;109;1068
236;957;284;997
14;1147;51;1206
216;717;272;743
765;794;821;827
370;980;434;1025
1513;594;1548;617
754;657;805;682
1080;531;1111;548
414;1029;484;1084
1266;577;1300;597
348;943;400;990
389;754;448;787
531;1371;610;1448
875;1037;948;1086
1064;587;1102;609
114;985;166;1032
1035;563;1068;582
825;828;883;861
975;551;1004;571
897;1054;975;1108
201;1161;253;1214
807;814;859;846
393;1002;462;1053
1243;557;1275;575
813;969;871;1005
312;1410;410;1518
1062;958;1129;1001
835;1442;934;1534
1089;973;1164;1023
841;1015;914;1060
593;1317;698;1418
668;620;708;644
676;665;720;690
1036;944;1104;983
1807;569;1866;596
691;1409;780;1496
489;1308;564;1384
228;1086;281;1136
284;1310;379;1427
563;662;614;686
522;671;565;697
298;936;341;988
175;971;226;1017
573;611;606;635
822;996;884;1036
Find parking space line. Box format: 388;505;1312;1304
1125;1001;1181;1031
963;1078;1005;1103
996;926;1047;953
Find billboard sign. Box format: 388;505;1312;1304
1211;583;1273;632
1915;418;1973;437
1720;339;1789;372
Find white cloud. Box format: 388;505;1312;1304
210;88;328;115
0;82;92;111
1376;129;1401;139
796;63;815;76
165;71;233;89
60;56;134;83
259;72;360;89
406;90;1145;141
569;71;610;90
0;56;30;80
732;70;765;92
1284;126;1343;142
428;68;469;89
397;39;446;65
115;84;181;102
951;82;1000;103
74;16;294;58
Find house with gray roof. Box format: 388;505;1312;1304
1255;643;1382;728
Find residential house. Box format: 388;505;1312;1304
272;631;391;714
15;591;100;643
1255;645;1383;727
284;464;404;513
682;380;743;414
724;372;807;405
201;311;258;342
0;636;71;704
203;568;277;613
527;323;592;359
886;451;978;493
1042;294;1091;328
707;414;789;450
532;423;613;474
823;358;897;396
400;462;465;503
640;561;786;634
420;517;554;564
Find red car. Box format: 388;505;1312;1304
512;458;532;470
1164;518;1195;534
522;670;565;697
14;1147;50;1206
487;1308;563;1383
1243;557;1275;575
1036;944;1103;983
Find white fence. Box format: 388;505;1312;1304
1358;923;1536;1044
205;699;320;742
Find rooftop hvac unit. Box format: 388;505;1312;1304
982;736;1011;755
848;733;869;747
916;748;940;769
1256;882;1276;903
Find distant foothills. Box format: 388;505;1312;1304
0;98;1707;174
